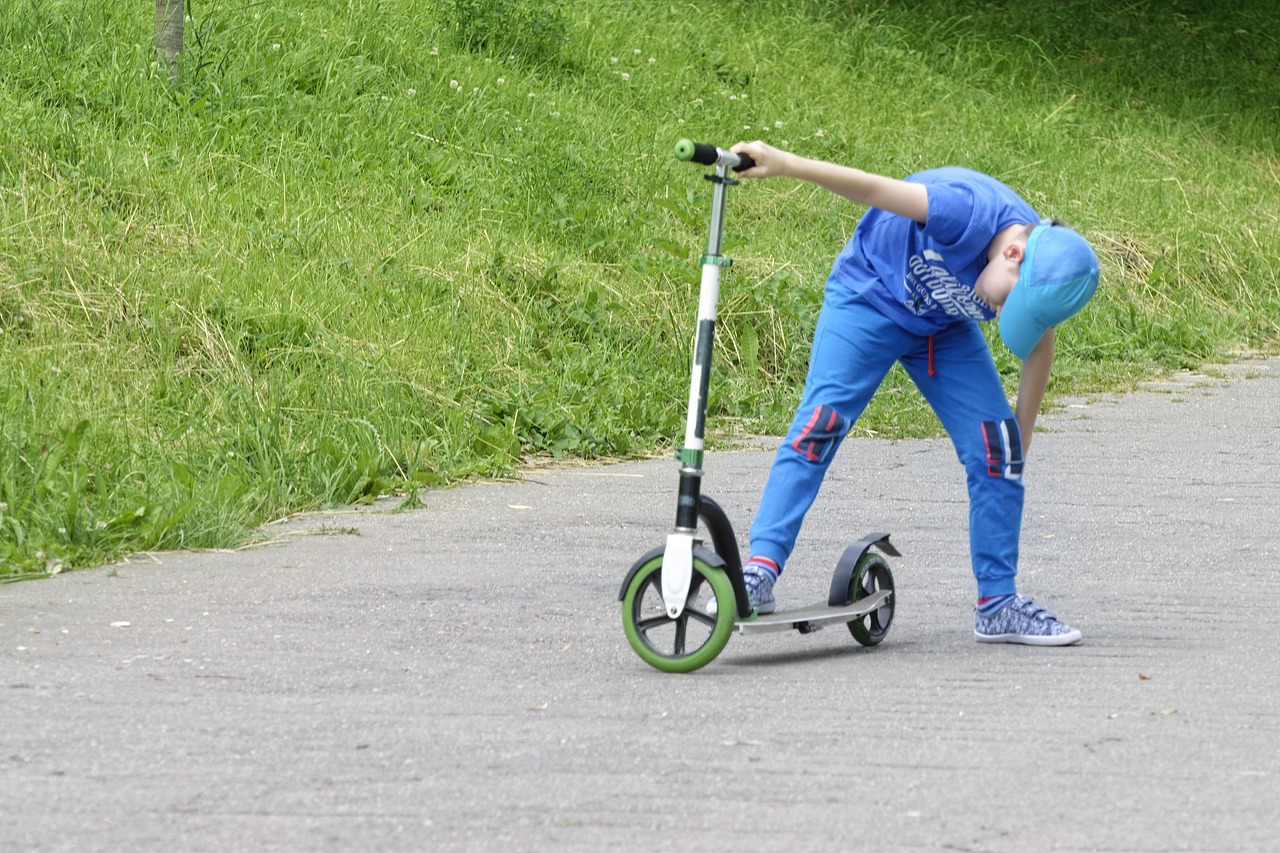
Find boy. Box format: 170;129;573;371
729;140;1099;645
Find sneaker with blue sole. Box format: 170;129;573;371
974;595;1082;645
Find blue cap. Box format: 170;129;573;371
998;223;1100;360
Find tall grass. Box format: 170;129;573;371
1;0;1277;577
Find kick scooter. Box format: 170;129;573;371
618;140;900;673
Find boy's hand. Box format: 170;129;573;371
730;141;792;179
1014;328;1055;455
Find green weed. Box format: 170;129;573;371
1;0;1277;576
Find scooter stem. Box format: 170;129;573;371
675;161;733;529
663;161;736;618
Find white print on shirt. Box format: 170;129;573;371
904;250;988;320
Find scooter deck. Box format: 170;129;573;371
734;590;892;636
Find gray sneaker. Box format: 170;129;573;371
743;563;777;615
709;562;777;617
974;595;1082;646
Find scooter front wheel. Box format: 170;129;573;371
621;554;735;673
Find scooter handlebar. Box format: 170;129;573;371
674;139;756;172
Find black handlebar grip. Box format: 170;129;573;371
674;139;719;165
674;139;755;172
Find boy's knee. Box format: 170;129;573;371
788;403;848;465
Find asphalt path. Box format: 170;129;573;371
3;357;1278;852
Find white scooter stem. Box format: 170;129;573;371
662;159;733;618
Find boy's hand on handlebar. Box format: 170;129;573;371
730;140;792;179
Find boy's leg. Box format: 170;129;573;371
898;322;1022;599
900;322;1082;644
747;287;907;572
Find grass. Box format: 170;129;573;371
1;0;1278;577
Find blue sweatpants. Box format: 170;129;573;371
749;282;1024;599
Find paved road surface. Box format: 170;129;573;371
3;358;1278;852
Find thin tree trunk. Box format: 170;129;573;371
155;0;184;84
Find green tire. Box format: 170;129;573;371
621;554;735;673
847;552;895;647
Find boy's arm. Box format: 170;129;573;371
1014;328;1055;455
731;141;928;223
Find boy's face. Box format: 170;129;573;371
974;227;1029;316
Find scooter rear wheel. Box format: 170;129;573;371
847;552;895;646
621;554;735;673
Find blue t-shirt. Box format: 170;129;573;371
828;166;1040;336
